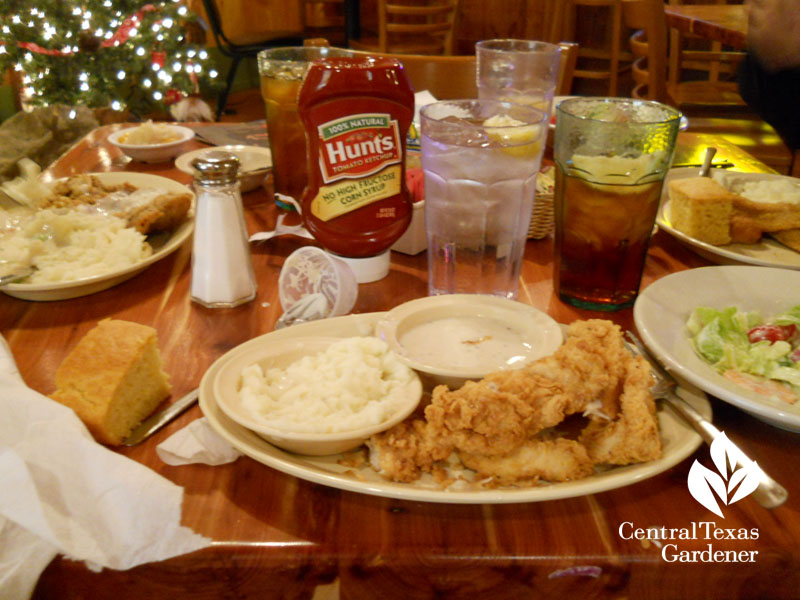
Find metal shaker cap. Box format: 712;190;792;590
191;150;240;186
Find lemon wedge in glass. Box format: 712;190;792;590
483;114;543;158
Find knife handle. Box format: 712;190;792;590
665;391;788;509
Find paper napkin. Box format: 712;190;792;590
157;418;242;466
0;336;210;600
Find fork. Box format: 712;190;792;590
624;331;788;510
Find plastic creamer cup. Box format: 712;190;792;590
278;246;358;324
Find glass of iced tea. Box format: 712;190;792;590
257;47;353;203
476;39;562;118
553;97;681;311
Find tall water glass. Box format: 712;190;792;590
420;99;547;299
553;97;682;311
257;47;352;204
476;39;562;117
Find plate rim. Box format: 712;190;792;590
634;265;800;431
199;312;709;504
2;171;194;297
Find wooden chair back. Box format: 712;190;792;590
666;0;745;85
621;0;669;102
623;0;747;113
303;0;347;46
558;0;630;96
350;0;461;55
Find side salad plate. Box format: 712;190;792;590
635;265;800;431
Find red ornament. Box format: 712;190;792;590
151;51;166;68
164;88;184;105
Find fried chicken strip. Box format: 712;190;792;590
578;354;662;465
460;438;594;484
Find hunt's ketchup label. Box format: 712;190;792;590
298;56;414;258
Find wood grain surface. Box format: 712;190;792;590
3;125;798;599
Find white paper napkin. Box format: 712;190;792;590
414;90;438;127
157;417;242;466
0;335;210;600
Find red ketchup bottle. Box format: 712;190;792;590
298;56;415;282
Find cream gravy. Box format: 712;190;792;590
399;316;535;372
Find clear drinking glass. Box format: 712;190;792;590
257;46;353;203
553;97;682;311
420;99;547;299
476;39;562;117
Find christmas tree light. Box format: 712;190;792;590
0;0;221;117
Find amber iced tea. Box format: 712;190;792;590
260;72;306;202
554;170;662;309
258;47;352;203
553;97;681;310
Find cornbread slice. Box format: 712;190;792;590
668;177;738;245
50;319;171;445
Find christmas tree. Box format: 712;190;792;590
0;0;221;118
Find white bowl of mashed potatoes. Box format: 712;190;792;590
109;122;195;163
376;295;563;390
212;336;423;455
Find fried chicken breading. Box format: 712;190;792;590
367;319;662;487
460;438;594;485
41;175;191;235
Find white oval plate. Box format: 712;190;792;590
656;168;800;269
200;312;709;503
1;172;194;301
634;265;800;431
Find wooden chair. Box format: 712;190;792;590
200;0;303;120
303;0;347;47
621;0;795;175
667;0;746;94
349;0;461;55
555;0;632;96
624;0;748;115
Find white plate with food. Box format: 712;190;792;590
200;312;709;504
175;145;272;192
635;265;800;431
656;168;800;269
0;171;194;301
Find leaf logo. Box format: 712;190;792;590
687;433;762;518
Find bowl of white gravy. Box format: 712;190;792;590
376;295;563;389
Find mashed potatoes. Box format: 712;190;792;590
119;121;183;145
0;208;152;283
738;179;800;205
239;337;417;434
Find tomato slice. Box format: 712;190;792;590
747;324;797;344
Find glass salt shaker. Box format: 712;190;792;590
190;151;257;308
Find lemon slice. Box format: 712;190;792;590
483;114;543;158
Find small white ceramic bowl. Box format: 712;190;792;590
212;336;422;455
376;294;563;390
108;124;195;163
175;145;272;192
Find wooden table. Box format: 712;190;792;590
664;3;749;50
4;125;799;599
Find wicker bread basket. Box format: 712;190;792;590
528;166;555;239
